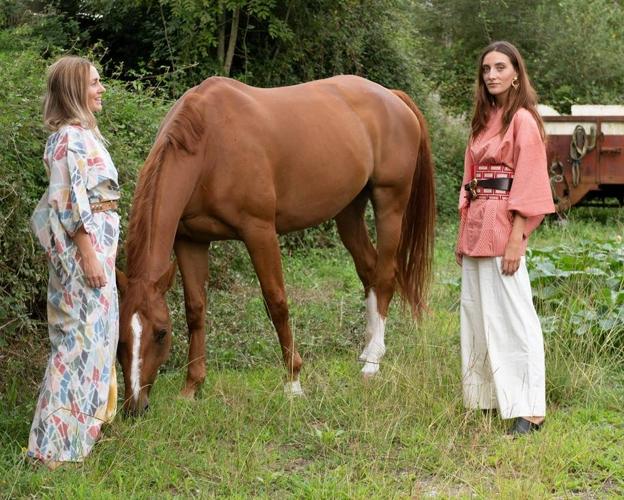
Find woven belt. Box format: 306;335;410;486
90;200;119;213
464;178;513;200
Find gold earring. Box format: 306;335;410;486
512;77;519;89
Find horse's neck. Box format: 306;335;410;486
145;204;182;282
128;159;198;282
126;207;176;283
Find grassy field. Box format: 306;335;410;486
1;211;624;498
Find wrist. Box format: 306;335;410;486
79;249;98;263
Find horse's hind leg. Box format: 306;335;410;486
361;185;407;377
242;225;303;396
334;193;386;376
174;238;210;399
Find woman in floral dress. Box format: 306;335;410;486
28;56;120;468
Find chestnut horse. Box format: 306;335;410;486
116;75;435;414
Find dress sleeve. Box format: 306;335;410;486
47;128;97;236
507;111;556;236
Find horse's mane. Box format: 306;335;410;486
125;92;206;279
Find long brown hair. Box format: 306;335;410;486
43;56;101;136
470;41;544;140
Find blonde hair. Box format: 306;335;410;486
43;56;103;139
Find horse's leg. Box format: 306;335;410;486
242;227;303;396
334;194;383;366
358;185;406;377
174;238;210;399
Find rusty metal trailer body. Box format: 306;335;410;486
540;105;624;211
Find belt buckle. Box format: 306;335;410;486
469;178;478;200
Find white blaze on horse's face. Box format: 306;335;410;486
359;289;386;376
130;313;143;402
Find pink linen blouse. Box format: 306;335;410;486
456;107;555;257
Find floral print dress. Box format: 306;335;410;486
28;125;120;463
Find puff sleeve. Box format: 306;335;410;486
507;111;555;236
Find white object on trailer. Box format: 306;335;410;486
537;104;560;116
571;105;624;116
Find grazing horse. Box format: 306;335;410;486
116;75;435;414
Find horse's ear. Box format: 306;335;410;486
156;260;177;293
116;268;128;296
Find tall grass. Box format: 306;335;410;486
1;209;623;497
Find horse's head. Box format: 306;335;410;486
116;263;176;416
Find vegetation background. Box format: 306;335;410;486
0;0;623;496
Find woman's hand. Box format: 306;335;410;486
502;212;527;276
455;250;463;266
79;254;107;288
502;236;522;275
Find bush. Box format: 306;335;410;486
422;95;468;221
0;36;50;337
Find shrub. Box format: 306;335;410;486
0;36;50;336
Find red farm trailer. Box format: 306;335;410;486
540;105;624;211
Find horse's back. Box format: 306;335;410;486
170;76;422;235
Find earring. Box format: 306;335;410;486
511;77;519;90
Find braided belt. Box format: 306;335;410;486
90;200;119;213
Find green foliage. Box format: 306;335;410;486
532;0;624;111
0;38;50;336
0;0;36;28
529;237;624;350
414;0;624;114
16;1;431;101
423;97;468;220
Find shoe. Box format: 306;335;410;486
508;417;543;436
481;408;498;417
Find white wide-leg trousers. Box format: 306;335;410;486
461;256;546;419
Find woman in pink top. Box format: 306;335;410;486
456;41;555;435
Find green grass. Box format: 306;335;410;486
2;211;624;497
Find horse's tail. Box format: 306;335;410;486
392;89;436;318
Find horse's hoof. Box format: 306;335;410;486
179;388;196;400
284;380;305;397
358;347;370;362
358;343;385;363
361;362;380;379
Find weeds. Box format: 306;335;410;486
1;210;623;497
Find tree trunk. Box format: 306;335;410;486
224;7;240;76
217;10;225;66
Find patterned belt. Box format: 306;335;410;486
465;164;514;200
90;200;119;213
